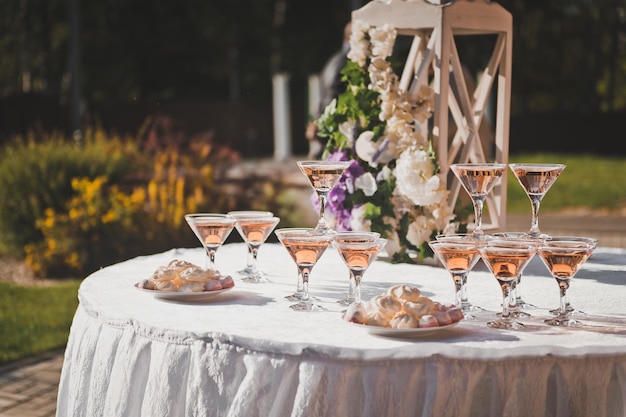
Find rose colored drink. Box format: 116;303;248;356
235;218;279;247
234;216;280;283
282;239;330;268
333;232;380;306
454;166;505;196
185;214;235;270
276;228;334;311
334;237;386;305
429;240;481;319
537;238;595;327
298;165;346;193
432;245;480;272
509;163;565;238
450;163;506;237
479;241;536;329
296;160;350;231
194;223;234;248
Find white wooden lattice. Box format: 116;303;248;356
353;0;512;231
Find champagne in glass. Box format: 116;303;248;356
332;231;381;306
450;163;507;237
489;232;546;313
227;211;274;277
233;216;280;283
185;213;236;270
509;163;565;238
333;235;387;306
297;160;351;232
539;237;596;326
430;237;483;320
479;239;537;329
275;228;334;311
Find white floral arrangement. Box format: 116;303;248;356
315;20;457;262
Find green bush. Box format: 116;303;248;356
0;129;137;254
0;126;301;278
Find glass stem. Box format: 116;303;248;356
460;274;469;306
353;271;363;304
529;195;542;236
472;196;485;236
558;278;569;316
452;272;465;308
296;268;304;294
204;247;216;270
317;192;328;229
249;245;259;275
347;273;356;301
508;278;519;313
300;268;310;302
499;283;511;319
246;246;254;268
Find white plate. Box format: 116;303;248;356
134;282;233;301
348;320;460;337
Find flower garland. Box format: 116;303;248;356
315;20;457;263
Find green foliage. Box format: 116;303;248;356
0;280;81;365
0;130;136;253
0;126;300;278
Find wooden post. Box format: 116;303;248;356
353;0;512;231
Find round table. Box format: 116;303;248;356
56;243;626;417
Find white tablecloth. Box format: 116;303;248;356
57;243;626;417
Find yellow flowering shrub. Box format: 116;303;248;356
3;125;298;278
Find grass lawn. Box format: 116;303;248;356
0;279;81;365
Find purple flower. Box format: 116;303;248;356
326;150;350;162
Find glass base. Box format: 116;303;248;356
289;301;327;312
487;319;525;330
544;316;583;327
462;303;485;312
527;231;551;240
516;298;537;310
285;292;303;301
237;266;254;276
337;297;355;306
510;310;532;318
550;306;586;317
241;273;272;283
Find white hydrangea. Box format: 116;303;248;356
406;216;433;248
350;205;371;231
394;148;447;207
354;172;377;196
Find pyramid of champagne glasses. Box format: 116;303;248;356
174;159;606;332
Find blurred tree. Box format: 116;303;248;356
0;0;625;133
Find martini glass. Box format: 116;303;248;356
232;215;280;283
333;235;387;307
185;213;236;270
490;232;546;313
450;163;507;238
478;238;537;329
227;211;275;278
296;160;351;232
429;233;484;320
537;237;595;327
545;236;598;317
509;163;566;238
332;231;381;306
429;238;482;320
275;228;334;311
